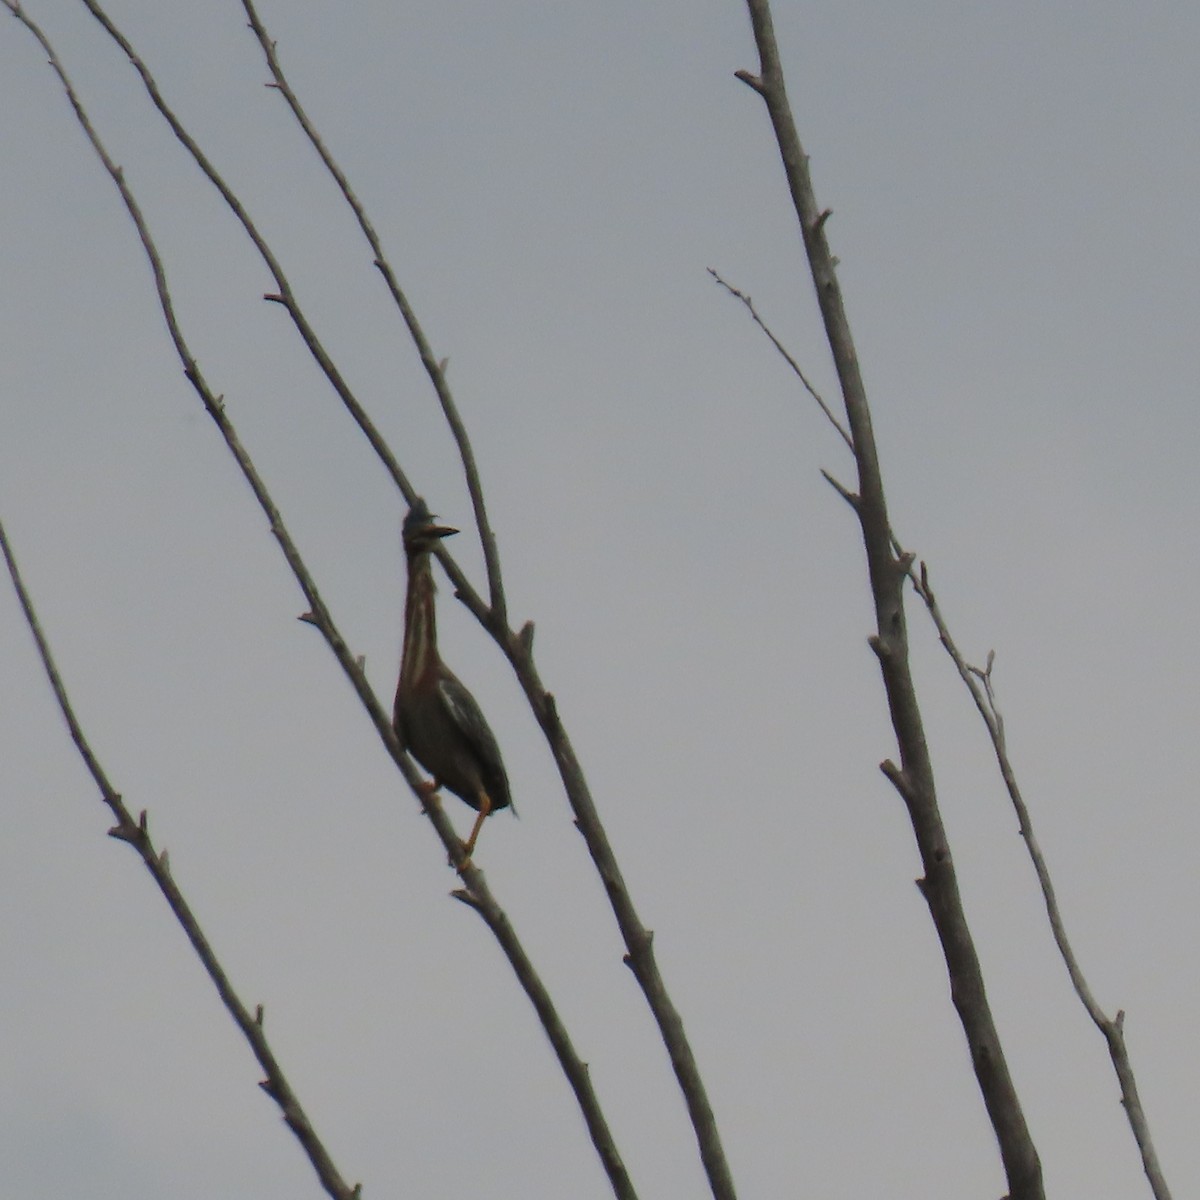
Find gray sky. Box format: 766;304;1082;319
2;2;1198;1197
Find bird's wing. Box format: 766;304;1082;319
435;672;512;809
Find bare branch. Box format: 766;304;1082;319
738;3;1043;1197
226;9;739;1197
240;0;506;624
708;267;853;452
498;632;737;1200
819;469;859;512
729;10;1169;1190
906;566;1174;1200
11;11;635;1195
47;4;734;1193
0;520;357;1200
72;0;504;615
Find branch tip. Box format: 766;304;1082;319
820;469;859;509
450;887;482;910
880;759;913;801
867;633;894;661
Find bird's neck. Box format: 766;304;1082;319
401;550;439;685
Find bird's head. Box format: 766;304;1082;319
403;497;458;555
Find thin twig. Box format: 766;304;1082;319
70;0;500;605
737;3;1043;1197
11;11;635;1196
0;512;359;1200
240;0;506;625
708;267;853;452
234;12;739;1200
909;567;1173;1200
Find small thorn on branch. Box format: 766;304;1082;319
255;1004;265;1025
518;620;535;653
734;68;764;93
297;611;318;625
262;292;285;305
813;208;833;232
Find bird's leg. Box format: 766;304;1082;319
461;790;493;860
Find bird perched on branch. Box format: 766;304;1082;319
393;498;512;861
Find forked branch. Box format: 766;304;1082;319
736;2;1043;1196
713;248;1174;1200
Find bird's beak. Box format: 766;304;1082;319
429;524;459;540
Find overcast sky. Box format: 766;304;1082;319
2;2;1198;1198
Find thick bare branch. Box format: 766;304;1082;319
9;11;635;1196
737;3;1043;1197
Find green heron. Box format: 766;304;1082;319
393;499;512;861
